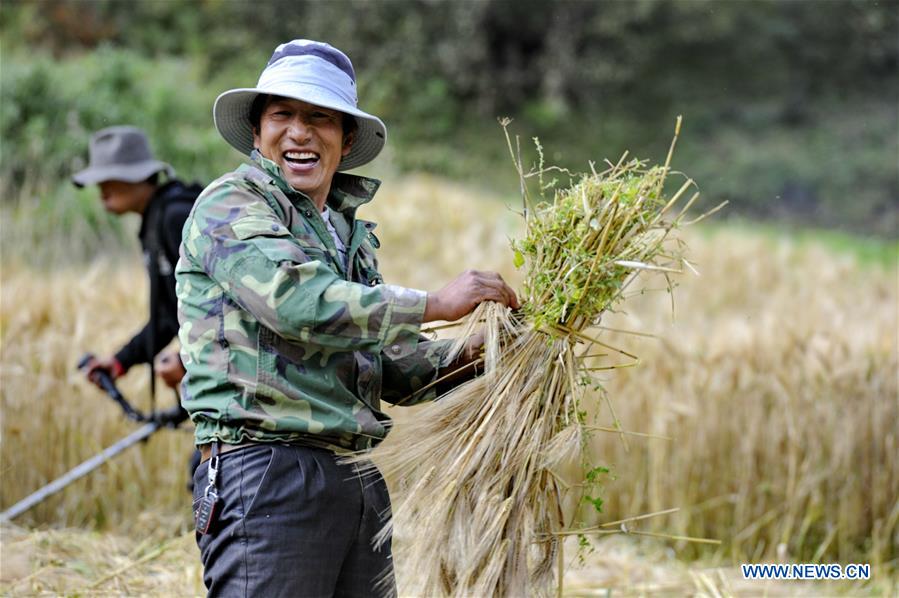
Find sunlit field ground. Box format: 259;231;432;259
1;174;896;595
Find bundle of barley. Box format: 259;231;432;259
367;118;715;597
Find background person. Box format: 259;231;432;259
73;126;202;396
73;126;204;488
177;39;518;596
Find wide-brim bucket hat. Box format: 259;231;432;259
213;40;386;171
72;126;173;187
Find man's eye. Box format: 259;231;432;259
311;112;331;119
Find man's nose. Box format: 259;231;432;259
286;116;312;141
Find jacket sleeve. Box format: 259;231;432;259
181;181;426;359
114;317;181;370
381;337;455;405
114;323;154;370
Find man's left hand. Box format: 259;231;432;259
459;332;485;367
155;350;186;389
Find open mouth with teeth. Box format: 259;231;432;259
283;150;320;169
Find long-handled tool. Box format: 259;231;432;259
0;355;188;522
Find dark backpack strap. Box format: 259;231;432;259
142;197;164;408
143;181;203;409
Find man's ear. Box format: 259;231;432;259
252;126;261;151
341;130;355;157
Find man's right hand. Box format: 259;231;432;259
155;350;186;390
424;270;520;322
83;355;125;388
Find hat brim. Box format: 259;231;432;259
213;86;386;171
72;160;172;188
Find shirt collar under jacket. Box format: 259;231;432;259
250;150;382;215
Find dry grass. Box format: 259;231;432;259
0;516;202;596
5;521;890;597
589;226;899;567
1;172;896;594
0;259;196;529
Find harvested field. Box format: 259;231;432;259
5;520;889;596
1;174;896;594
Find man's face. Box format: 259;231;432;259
252;96;353;206
98;180;152;215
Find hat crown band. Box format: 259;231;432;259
257;55;357;107
90;129;154;167
73;126;170;186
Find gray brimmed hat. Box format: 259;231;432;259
72;126;173;188
213;39;386;171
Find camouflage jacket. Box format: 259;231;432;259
176;153;451;452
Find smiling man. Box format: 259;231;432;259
176;40;518;596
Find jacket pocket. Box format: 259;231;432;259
231;217;292;241
232;217;327;265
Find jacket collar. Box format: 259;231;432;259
250;150;381;215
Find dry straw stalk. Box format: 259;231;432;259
364;118;721;596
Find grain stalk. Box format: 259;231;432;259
361;119;719;596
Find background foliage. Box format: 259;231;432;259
1;0;897;242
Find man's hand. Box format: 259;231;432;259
155;350;186;389
424;270;519;323
83;355;126;388
431;331;487;396
459;331;485;366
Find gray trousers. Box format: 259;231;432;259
192;444;395;598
